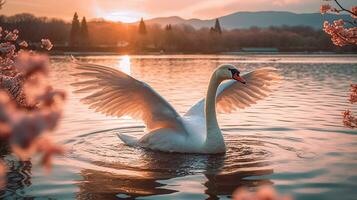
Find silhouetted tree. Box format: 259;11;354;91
165;24;172;31
164;24;174;50
138;18;147;35
80;17;89;46
210;18;222;34
69;12;80;46
214;18;222;34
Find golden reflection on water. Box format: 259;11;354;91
116;55;131;75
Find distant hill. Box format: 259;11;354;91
142;11;351;29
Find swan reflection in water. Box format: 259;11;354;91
1;130;274;199
75;134;273;200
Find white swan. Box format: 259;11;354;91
71;61;281;154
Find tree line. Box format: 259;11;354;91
0;13;356;52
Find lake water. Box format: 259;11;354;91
1;54;357;200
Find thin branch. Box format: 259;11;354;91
343;20;357;26
334;0;357;17
336;32;357;45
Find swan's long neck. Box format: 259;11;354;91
204;71;226;152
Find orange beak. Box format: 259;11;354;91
233;73;246;84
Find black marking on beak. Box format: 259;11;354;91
229;68;246;84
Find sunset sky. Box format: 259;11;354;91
2;0;355;22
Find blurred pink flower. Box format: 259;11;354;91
0;26;66;177
233;187;253;200
12;137;64;171
37;137;64;172
14;51;49;76
0;161;6;189
0;0;5;9
232;186;293;200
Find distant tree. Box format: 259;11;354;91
165;24;172;31
138;18;147;35
80;16;89;46
164;24;174;50
69;12;80;46
214;18;222;34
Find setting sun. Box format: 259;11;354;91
100;11;144;23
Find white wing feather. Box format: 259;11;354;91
185;67;282;116
71;60;184;131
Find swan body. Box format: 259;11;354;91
72;61;281;154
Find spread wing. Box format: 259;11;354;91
185;67;282;116
71;60;183;131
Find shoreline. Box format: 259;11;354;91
49;51;357;56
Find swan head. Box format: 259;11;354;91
215;64;246;84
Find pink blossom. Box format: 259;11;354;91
41;39;53;51
333;19;344;26
19;41;28;48
349;84;357;104
320;4;331;14
343;110;357;128
321;1;357;47
0;43;15;55
352;6;357;18
4;31;18;41
323;21;357;46
13;29;19;34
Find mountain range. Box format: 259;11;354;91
141;11;351;29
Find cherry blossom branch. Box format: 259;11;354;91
333;0;357;17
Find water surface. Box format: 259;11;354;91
1;54;357;200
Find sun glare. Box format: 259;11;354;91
101;11;143;23
117;55;131;75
